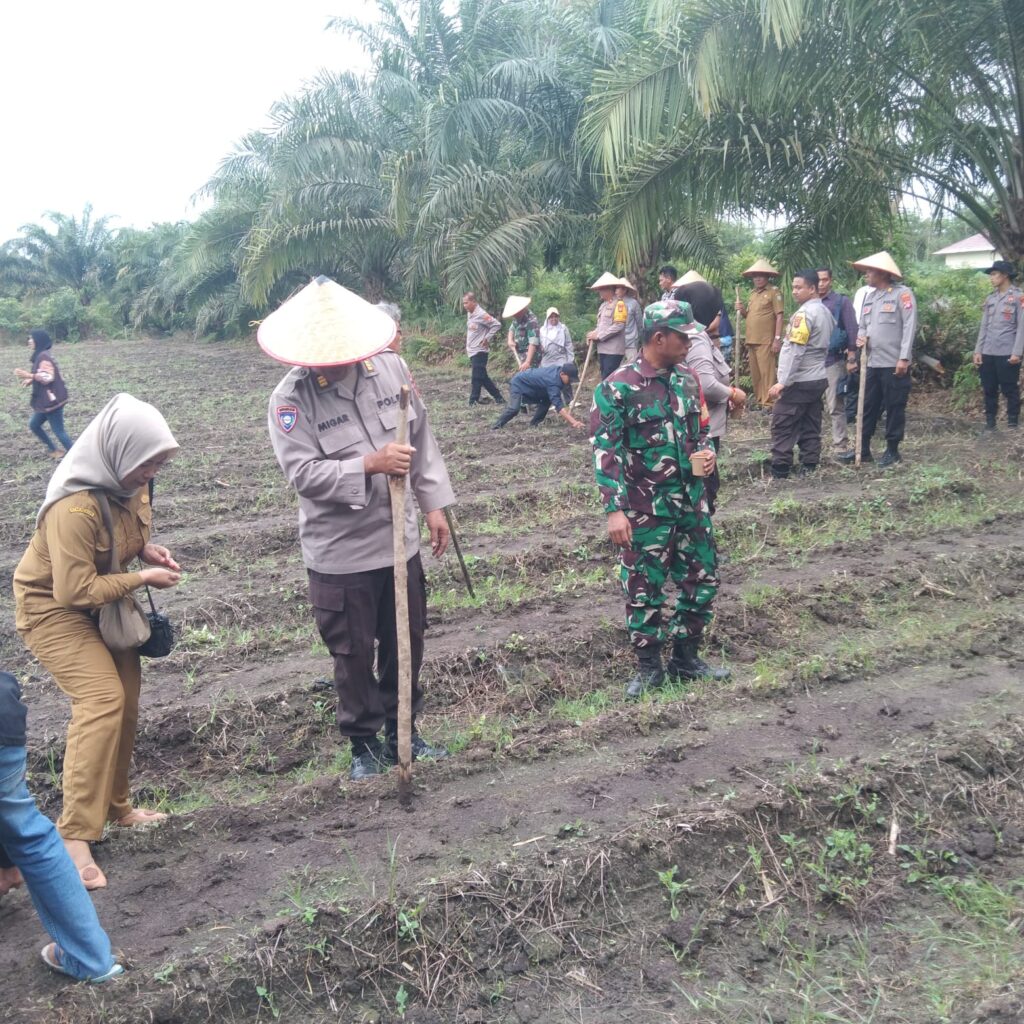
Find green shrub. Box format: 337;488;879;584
34;288;87;341
906;267;988;372
0;298;29;340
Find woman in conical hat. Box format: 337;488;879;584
588;274;628;378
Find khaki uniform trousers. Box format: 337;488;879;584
747;344;777;406
21;610;141;841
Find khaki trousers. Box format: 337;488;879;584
748;344;777;406
825;361;849;447
21;610;141;841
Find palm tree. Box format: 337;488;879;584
1;205;115;303
582;0;1024;268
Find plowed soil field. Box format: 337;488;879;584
2;335;1024;1024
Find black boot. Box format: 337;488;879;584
625;645;665;700
349;736;391;780
877;445;902;468
836;448;872;464
666;637;731;682
384;720;449;763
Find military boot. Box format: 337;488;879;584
384;720;449;763
625;646;665;700
877;445;902;468
667;637;732;682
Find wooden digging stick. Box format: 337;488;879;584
571;340;595;410
734;285;744;385
388;385;414;806
855;338;868;468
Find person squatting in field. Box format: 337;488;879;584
492;362;585;431
591;299;731;700
0;671;124;983
264;277;454;781
13;394;182;890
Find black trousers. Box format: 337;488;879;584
979;355;1021;423
861;366;911;454
469;352;504;403
599;353;623;379
308;555;427;738
770;379;827;469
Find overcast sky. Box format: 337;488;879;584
0;1;375;242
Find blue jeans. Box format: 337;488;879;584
0;745;115;979
28;408;74;452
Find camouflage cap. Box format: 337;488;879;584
642;299;704;336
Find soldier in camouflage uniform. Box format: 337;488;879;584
591;300;731;699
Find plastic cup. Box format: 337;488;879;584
689;451;709;477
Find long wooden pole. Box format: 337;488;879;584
388;386;413;805
854;339;868;468
570;340;595;410
443;507;475;598
733;285;744;385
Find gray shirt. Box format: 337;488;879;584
268;351;455;574
685;332;732;438
538;322;574;366
594;299;626;355
777;296;832;386
622;296;644;354
466;305;501;356
859;284;917;367
975;286;1024;358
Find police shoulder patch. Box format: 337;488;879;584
276;405;299;433
900;291;913;309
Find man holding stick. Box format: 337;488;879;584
837;251;917;467
263;277;454;780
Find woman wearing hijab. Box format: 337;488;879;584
13;330;74;459
538;308;574;366
13;394;182;890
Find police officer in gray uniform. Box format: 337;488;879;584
973;260;1023;432
838;251;917;467
262;277;455;780
767;269;833;478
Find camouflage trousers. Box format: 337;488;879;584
619;510;719;649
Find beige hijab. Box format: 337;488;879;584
37;393;179;526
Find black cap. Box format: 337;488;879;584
980;260;1018;279
560;362;580;381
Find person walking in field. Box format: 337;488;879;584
591;299;730;700
766;269;834;478
264;277;454;781
972;260;1023;433
462;292;505;406
13;394;183;890
837;251;917;467
14;330;74;460
0;671;124;983
587;272;628;379
504;296;541;370
735;259;785;407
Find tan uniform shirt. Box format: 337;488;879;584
594;299;627;355
14;490;150;632
744;286;784;346
268;351;455;575
859;284;916;367
975;286;1024;358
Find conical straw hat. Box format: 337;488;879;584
617;277;639;293
850;250;903;280
742;258;779;278
257;276;397;367
502;295;532;318
672;270;707;287
590;271;621;289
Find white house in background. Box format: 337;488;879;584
932;232;1002;269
